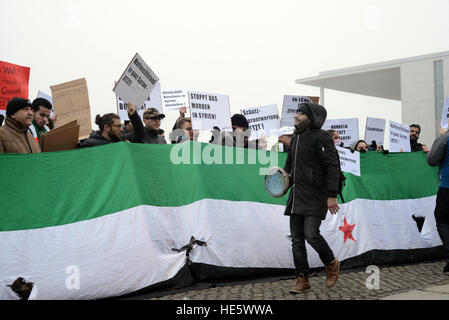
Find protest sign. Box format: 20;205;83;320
336;146;361;176
37;90;54;118
388;120;411;152
50;78;92;140
280;95;319;127
116;82;162;121
162;89;189;111
322;118;359;147
241;104;280;140
364;117;386;146
441;97;449;130
0;61;30;116
189;91;232;131
113;53;159;108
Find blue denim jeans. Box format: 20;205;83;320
290;214;335;277
435;187;449;261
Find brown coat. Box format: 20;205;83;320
0;116;41;153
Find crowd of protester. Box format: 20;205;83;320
0;96;445;156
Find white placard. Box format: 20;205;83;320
113;53;159;108
364;117;386;146
163;89;189;111
322;118;359;148
116;82;162;121
388;120;411;152
189;91;232;131
37;90;54;118
336;146;361;176
241;104;280;140
280;95;313;127
441;97;449;130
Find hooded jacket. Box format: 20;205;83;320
0;116;41;153
283;103;340;220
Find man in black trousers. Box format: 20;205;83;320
284;103;341;294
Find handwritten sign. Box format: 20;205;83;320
189;91;232;131
364;117;386;146
322;118;359;147
116;82;162;121
336;146;361;176
280;95;319;127
162;89;189;111
241;104;280;140
50;78;92;140
0;61;30;116
113;53;159;108
388;121;411;152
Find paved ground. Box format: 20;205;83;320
145;260;449;300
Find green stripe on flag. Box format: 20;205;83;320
0;142;439;231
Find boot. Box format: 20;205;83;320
289;276;311;294
325;259;340;288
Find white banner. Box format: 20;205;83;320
388;121;411;152
364;117;386;146
336;146;361;176
189;91;232;131
441;97;449;130
162;89;189;111
322;118;359;148
113;53;159;108
280;95;313;127
116;82;162;121
241;104;280;140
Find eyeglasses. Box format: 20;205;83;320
144;117;161;121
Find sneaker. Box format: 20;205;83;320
289;276;311;294
325;259;340;288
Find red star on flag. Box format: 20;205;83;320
339;218;356;243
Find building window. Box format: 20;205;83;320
434;60;444;135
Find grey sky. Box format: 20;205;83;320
1;0;449;139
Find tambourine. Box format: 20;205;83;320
264;167;291;198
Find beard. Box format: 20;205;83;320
294;119;311;133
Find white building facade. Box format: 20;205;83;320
296;51;449;146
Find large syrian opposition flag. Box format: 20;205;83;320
0;143;441;299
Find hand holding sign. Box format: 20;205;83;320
179;106;187;118
127;102;136;116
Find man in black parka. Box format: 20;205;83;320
284;102;341;294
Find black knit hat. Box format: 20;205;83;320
6;97;32;117
297;103;314;122
231;114;249;129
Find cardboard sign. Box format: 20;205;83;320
322;118;359;148
364;117;386;146
50;78;92;140
241;104;280;140
0;61;30;116
189;91;232;131
162;89;189;111
388;121;411;152
41;120;79;152
113;53;159;108
441;97;449;130
280;95;319;127
336;146;361;176
116;82;162;121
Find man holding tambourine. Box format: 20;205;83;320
265;103;341;294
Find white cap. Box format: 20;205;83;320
278;126;295;138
